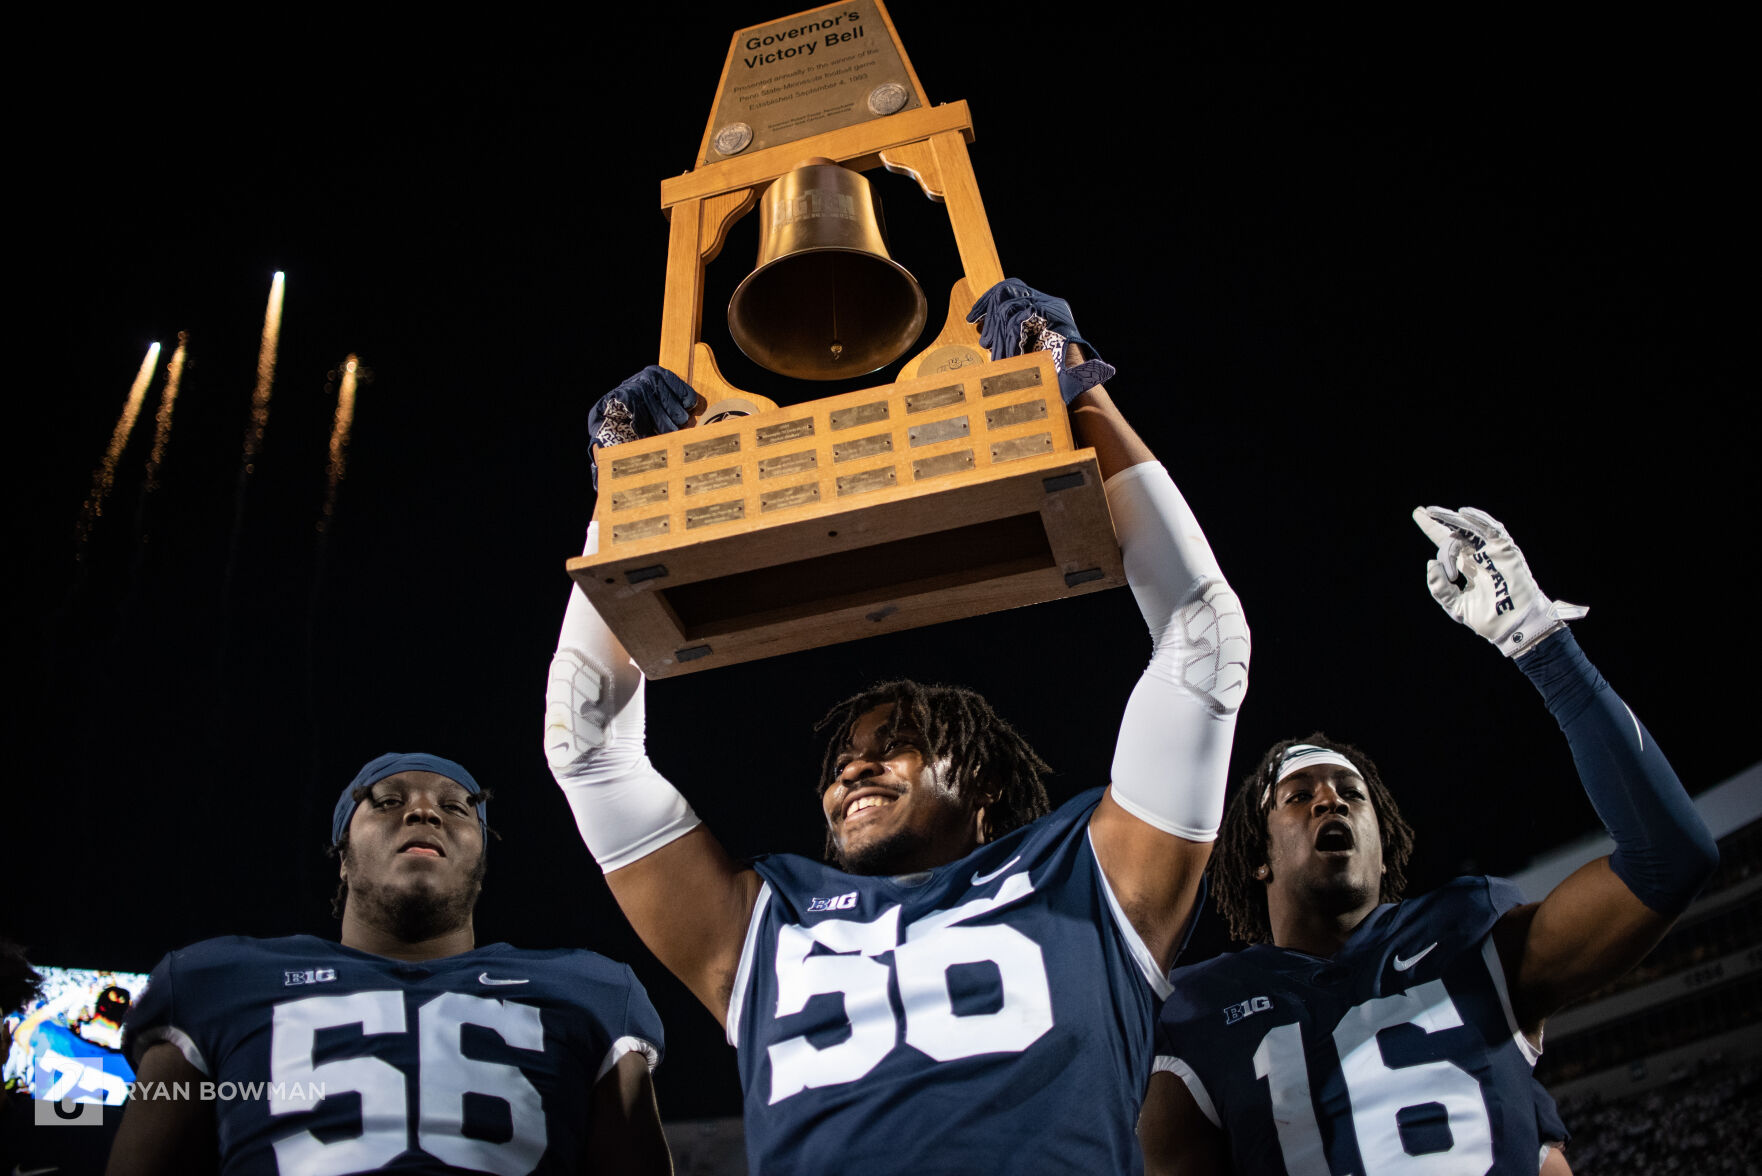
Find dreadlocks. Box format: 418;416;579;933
814;680;1052;863
1211;732;1416;944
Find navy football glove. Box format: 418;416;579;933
587;366;698;487
966;278;1116;403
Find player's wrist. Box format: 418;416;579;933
1511;619;1571;660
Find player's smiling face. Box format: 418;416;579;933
1261;764;1384;915
342;771;485;935
822;703;984;876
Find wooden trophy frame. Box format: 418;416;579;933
569;0;1123;678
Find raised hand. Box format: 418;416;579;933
966;278;1116;403
1412;505;1588;657
587;365;699;486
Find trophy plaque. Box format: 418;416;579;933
570;0;1125;677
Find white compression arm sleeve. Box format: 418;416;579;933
1105;462;1249;841
544;523;701;871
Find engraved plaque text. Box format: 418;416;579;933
908;416;970;447
756;418;815;446
913;450;975;480
684;466;742;495
833;433;893;462
830;401;889;430
687;501;747;528
758;450;818;478
684;435;741;463
836;467;897;496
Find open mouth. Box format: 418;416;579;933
1314;822;1355;852
399;840;445;857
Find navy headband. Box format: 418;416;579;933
331;752;488;846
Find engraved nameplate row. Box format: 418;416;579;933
595;352;1070;553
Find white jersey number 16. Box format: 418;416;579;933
1253;981;1493;1175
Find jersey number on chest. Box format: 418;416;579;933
268;989;547;1176
1248;980;1494;1175
768;872;1054;1104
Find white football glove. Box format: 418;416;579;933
1412;505;1588;657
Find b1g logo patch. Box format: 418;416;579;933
1223;995;1273;1025
806;891;858;912
284;968;338;986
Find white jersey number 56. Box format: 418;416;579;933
269;990;545;1176
767;872;1054;1103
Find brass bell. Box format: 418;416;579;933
728;158;928;380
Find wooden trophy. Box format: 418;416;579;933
569;0;1124;677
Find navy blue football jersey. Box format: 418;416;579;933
1156;877;1553;1175
123;935;662;1175
728;787;1173;1175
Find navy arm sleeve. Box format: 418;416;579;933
1518;628;1719;913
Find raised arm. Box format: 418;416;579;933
545;369;762;1025
1414;506;1718;1031
967;280;1249;969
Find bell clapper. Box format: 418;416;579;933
829;256;844;362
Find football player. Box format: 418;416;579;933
109;752;671;1175
1139;507;1717;1174
546;282;1250;1172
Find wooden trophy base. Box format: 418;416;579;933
570;352;1124;677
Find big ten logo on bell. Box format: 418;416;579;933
35;1093;104;1126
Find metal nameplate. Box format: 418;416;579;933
990;433;1054;462
610;450;667;478
985;400;1048;430
758;450;818;479
981;367;1044;397
908;416;970;447
905;384;965;413
612;516;669;542
684;434;741;463
913;450;975;480
761;483;822;512
833;433;893;462
1064;568;1106;587
756;418;815;446
701;0;920;166
836;467;897;496
686;501;746;529
609;482;668;512
684;466;742;496
830;401;889;430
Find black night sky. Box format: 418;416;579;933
16;6;1751;1119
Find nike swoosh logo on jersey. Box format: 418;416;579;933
478;973;530;985
1393;943;1438;971
971;856;1022;886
